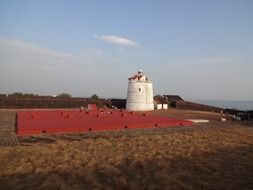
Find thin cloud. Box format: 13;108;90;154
0;37;102;67
0;37;134;97
95;35;139;48
0;37;106;95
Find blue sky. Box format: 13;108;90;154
0;0;253;100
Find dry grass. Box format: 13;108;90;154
0;110;253;189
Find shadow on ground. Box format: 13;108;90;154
1;143;253;190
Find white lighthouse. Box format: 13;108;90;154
126;70;154;111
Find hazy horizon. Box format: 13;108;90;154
2;91;253;110
1;0;253;101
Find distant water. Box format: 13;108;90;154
192;100;253;111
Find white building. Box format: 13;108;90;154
157;104;163;110
126;70;154;111
163;104;168;109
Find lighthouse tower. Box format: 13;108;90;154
126;70;154;111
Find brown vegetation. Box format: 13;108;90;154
0;109;253;189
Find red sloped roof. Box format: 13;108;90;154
128;74;144;80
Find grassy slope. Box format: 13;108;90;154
0;109;253;190
0;124;253;189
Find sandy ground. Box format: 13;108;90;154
0;109;253;190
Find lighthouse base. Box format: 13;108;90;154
126;102;154;111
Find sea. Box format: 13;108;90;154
192;100;253;111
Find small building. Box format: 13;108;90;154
163;104;168;109
153;95;169;110
157;104;163;110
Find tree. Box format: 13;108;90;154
23;93;36;97
57;93;72;98
91;94;99;100
11;92;24;97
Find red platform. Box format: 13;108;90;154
16;109;192;136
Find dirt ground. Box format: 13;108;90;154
0;109;253;190
148;109;225;121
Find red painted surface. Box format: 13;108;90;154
17;110;192;136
